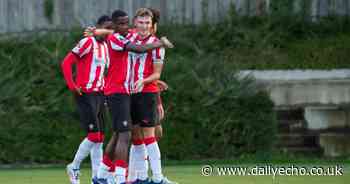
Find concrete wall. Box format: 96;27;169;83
1;0;350;33
240;70;350;109
241;69;350;157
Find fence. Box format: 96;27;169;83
0;0;350;33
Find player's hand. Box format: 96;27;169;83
133;79;144;93
157;103;165;121
84;26;96;37
73;87;83;96
160;37;174;48
157;80;168;92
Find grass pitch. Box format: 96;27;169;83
0;164;348;184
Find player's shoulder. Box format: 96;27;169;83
109;33;129;42
126;31;138;41
77;37;93;45
146;35;160;44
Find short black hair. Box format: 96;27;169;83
111;10;128;23
96;15;111;25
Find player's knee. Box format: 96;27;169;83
131;126;143;139
142;127;155;138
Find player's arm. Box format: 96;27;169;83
124;37;173;53
135;47;166;89
143;63;163;84
110;33;173;54
157;80;169;92
156;92;165;121
60;53;82;95
85;28;174;51
84;27;114;37
62;37;92;95
134;63;163;93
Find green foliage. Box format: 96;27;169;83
159;54;276;160
0;32;84;163
158;5;350;70
2;11;350;163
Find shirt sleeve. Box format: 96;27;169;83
109;33;130;51
152;47;165;64
61;52;78;91
71;37;93;58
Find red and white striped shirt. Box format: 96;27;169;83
70;37;109;93
130;34;165;93
103;32;137;95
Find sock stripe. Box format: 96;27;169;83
102;154;115;172
132;139;144;145
87;132;105;143
115;159;128;168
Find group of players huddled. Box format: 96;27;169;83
61;7;177;184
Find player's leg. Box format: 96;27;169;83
90;93;107;180
128;94;149;183
130;125;150;183
138;93;163;183
155;92;164;141
154;122;163;141
95;132;118;184
94;95;120;184
128;125;143;182
132;102;163;183
68;94;100;184
141;93;178;184
109;94;132;184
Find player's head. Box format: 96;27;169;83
111;9;129;36
96;15;112;29
147;8;160;34
134;8;153;37
95;15;112;41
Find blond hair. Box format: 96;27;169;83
134;8;153;18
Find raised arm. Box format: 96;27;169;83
84;27;114;37
125;37;173;53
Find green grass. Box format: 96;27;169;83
0;164;348;184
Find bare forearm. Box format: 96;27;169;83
88;28;113;36
143;73;161;84
125;42;163;53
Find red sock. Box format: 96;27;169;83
102;154;115;172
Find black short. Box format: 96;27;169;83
75;92;105;133
106;93;131;132
131;93;158;127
